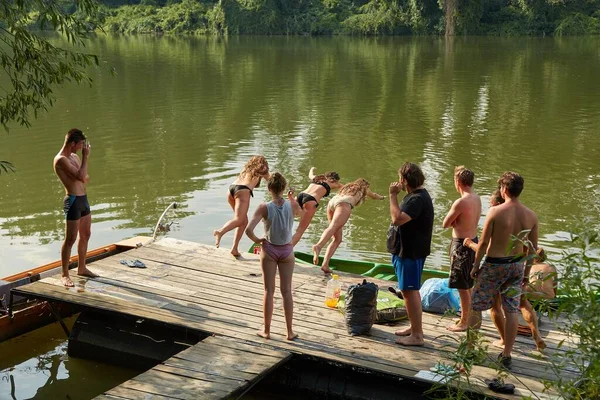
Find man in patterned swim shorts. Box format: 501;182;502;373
469;172;538;370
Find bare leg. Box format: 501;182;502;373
61;220;79;287
447;288;471;332
503;310;519;358
466;309;483;349
320;206;344;273
490;294;506;348
312;204;351;267
214;193;236;247
396;290;424;346
520;297;546;350
278;251;298;340
76;214;97;278
291;202;317;246
214;192;251;256
257;250;277;339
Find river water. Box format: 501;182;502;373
1;35;599;399
2;36;600;277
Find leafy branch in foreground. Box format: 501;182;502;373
0;0;104;131
543;226;600;399
0;160;16;174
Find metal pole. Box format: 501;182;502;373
47;302;71;338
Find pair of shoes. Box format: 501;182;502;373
497;353;512;370
484;378;515;394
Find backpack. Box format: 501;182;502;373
386;224;401;255
344;279;378;336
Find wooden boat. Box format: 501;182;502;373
0;236;152;343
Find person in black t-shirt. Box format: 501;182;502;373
389;162;434;346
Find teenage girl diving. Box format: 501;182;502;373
213;155;270;257
289;167;385;246
311;178;375;274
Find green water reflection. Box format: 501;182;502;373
0;317;140;399
1;36;599;275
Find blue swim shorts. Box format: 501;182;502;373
392;255;425;291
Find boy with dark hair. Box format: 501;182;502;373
53;128;97;287
469;171;538;369
389;162;434;347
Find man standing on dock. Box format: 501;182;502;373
469;171;538;369
53;128;98;287
389;162;434;346
442;166;481;332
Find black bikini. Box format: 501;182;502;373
297;192;318;209
296;181;332;210
315;181;331;197
229;184;254;198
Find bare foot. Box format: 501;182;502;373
396;335;424;346
312;244;322;265
77;268;99;278
231;249;241;258
492;339;505;349
535;338;547;351
256;330;270;339
213;230;222;248
286;332;299;341
447;322;469;332
321;266;332;274
61;276;74;287
394;327;412;336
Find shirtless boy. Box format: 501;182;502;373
53;128;98;287
442;166;482;332
469;171;538;369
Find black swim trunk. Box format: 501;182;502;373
296;192;318;209
63;195;91;221
229;184;254;198
449;237;478;289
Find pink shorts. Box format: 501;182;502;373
262;241;293;262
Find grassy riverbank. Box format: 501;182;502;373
94;0;600;36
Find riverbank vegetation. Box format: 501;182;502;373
96;0;600;36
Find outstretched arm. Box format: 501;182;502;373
245;204;268;244
308;167;317;180
367;189;385;200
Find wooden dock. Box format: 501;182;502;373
12;238;577;399
96;335;290;400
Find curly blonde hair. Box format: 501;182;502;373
339;178;370;203
240;155;269;179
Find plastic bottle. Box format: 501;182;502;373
325;274;341;308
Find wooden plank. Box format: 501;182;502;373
103;385;180;400
122;369;230;400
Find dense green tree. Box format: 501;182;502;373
0;0;102;131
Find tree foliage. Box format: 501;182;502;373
0;0;103;131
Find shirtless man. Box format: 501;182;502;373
442;166;482;332
53;128;98;287
469;171;538;370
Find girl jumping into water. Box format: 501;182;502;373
214;155;270;257
290;167;384;246
246;172;302;340
312;178;373;274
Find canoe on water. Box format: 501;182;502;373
248;243;449;284
248;244;598;307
